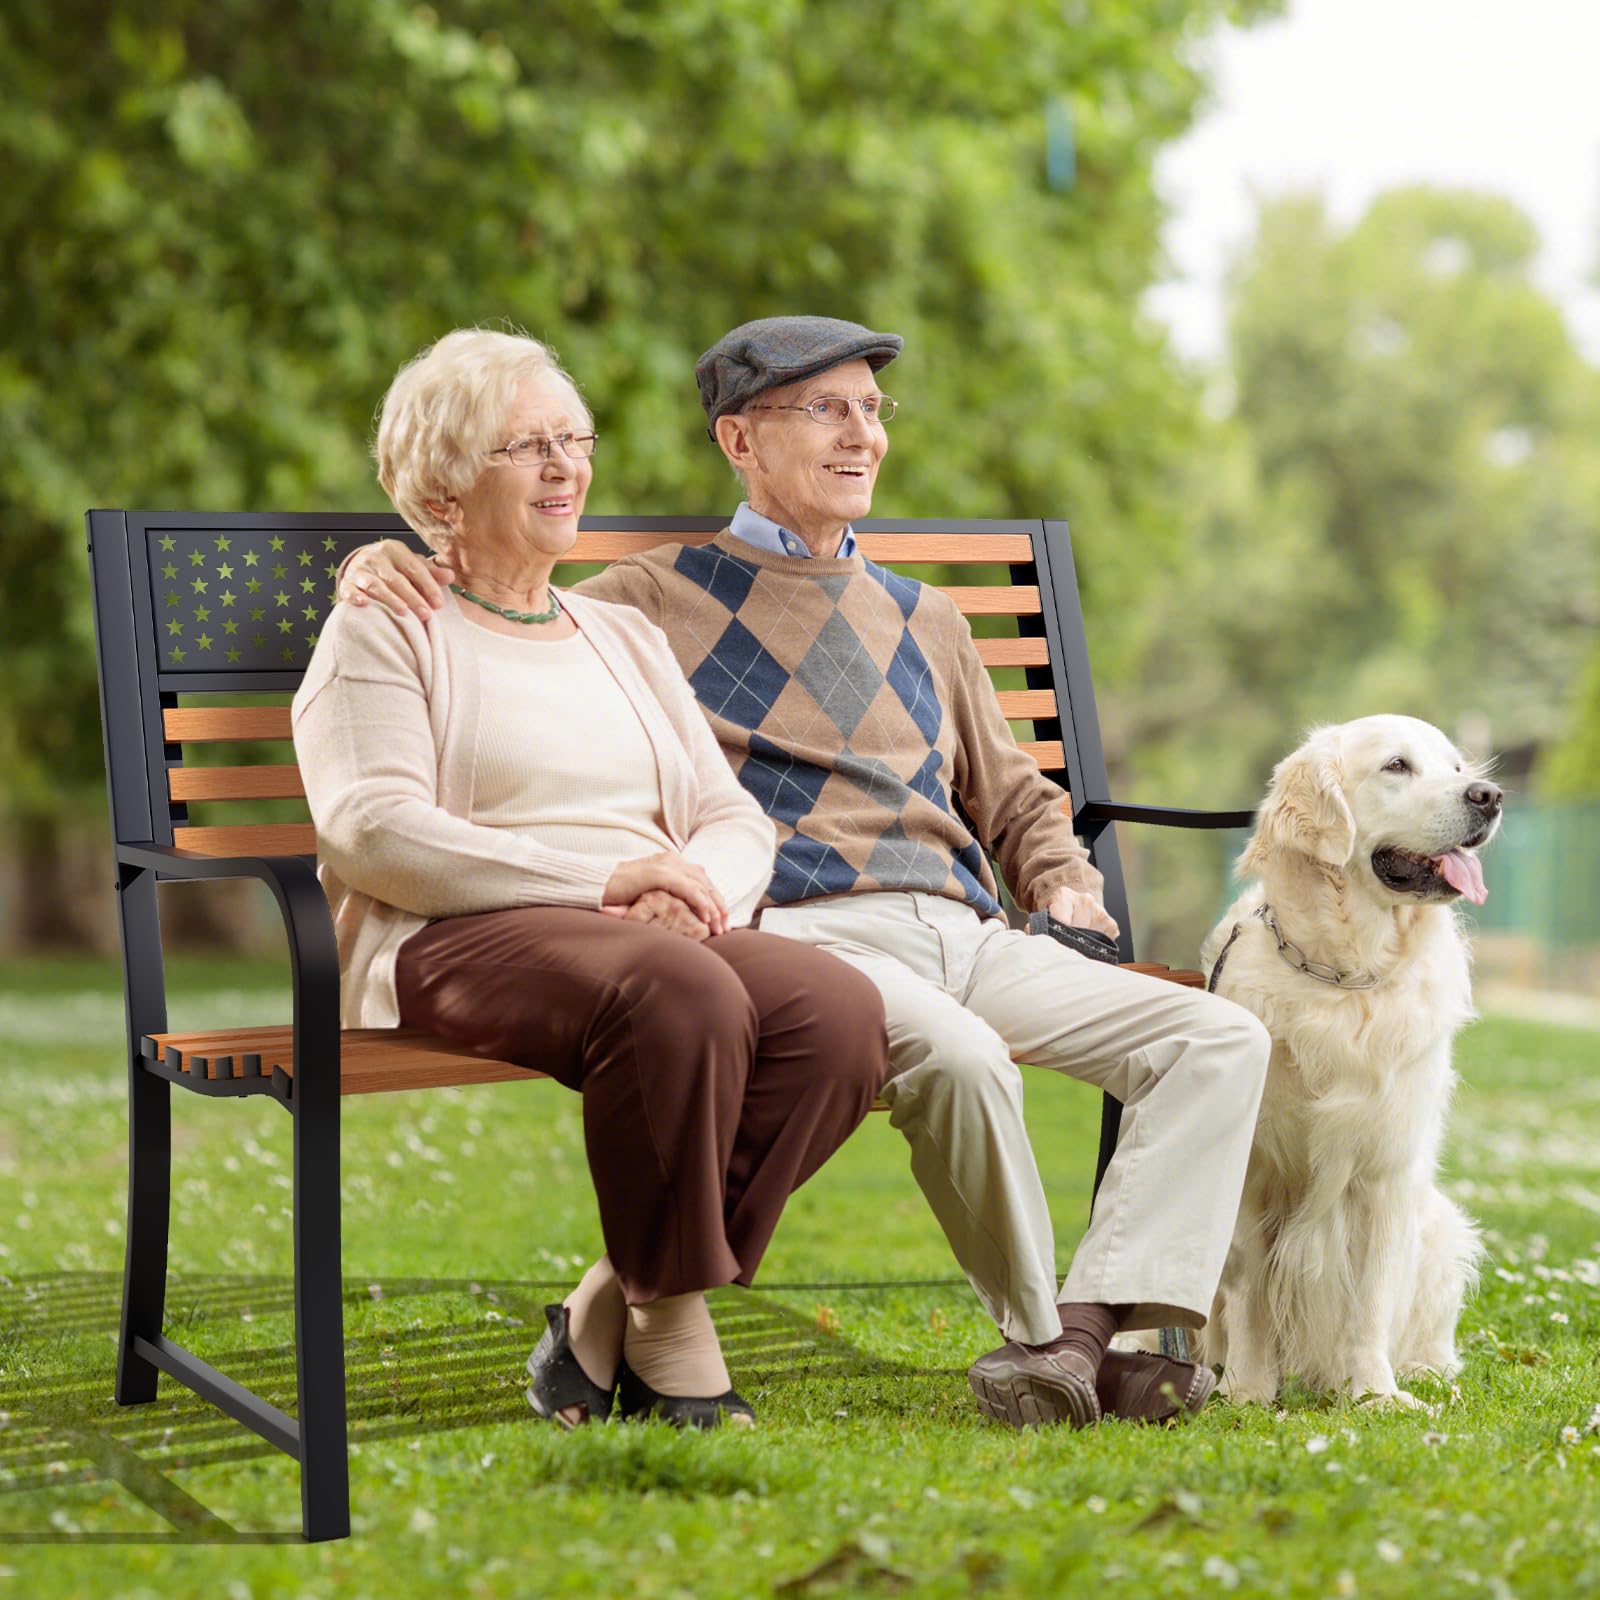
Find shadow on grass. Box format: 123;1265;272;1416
0;1271;968;1544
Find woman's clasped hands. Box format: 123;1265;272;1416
601;852;730;941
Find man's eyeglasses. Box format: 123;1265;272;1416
747;395;897;425
488;432;599;466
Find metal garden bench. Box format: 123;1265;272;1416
86;509;1253;1540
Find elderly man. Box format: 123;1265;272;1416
338;316;1271;1430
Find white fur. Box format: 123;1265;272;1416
1194;715;1491;1406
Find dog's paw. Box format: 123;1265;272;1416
1357;1387;1422;1410
1218;1374;1277;1407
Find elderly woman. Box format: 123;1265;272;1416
292;329;888;1429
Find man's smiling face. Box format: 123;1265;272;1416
737;358;889;540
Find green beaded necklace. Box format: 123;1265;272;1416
449;583;561;625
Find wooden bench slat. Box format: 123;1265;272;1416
1019;741;1066;769
165;706;294;743
560;531;1037;563
145;1026;541;1095
974;637;1050;668
942;586;1039;617
171;823;316;857
169;764;307;801
994;690;1057;720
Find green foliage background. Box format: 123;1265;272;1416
4;0;1598;957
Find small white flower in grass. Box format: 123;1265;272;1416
1585;1404;1600;1434
1085;1496;1107;1515
1008;1486;1037;1510
1423;1432;1448;1447
1561;1426;1580;1444
479;1453;496;1469
1202;1555;1240;1589
1334;1571;1357;1597
1376;1539;1403;1564
408;1506;437;1535
1305;1435;1330;1454
1551;1312;1569;1324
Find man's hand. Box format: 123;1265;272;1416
1042;886;1119;941
606;889;712;941
602;852;729;935
338;539;457;621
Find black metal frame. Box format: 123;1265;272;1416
87;508;1248;1539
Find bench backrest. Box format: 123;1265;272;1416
86;512;1136;945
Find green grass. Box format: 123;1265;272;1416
1;957;1596;1598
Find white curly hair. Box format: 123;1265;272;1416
374;327;591;550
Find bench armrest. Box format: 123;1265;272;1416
115;843;340;1102
1073;801;1256;831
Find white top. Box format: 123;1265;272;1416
292;589;777;1027
467;622;675;863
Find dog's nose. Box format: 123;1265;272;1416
1465;782;1502;814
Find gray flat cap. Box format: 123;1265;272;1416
696;315;903;427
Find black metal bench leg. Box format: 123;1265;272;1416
292;1080;349;1542
116;1064;171;1406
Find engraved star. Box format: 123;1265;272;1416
245;577;262;594
243;549;259;566
193;605;210;623
161;562;177;579
217;562;233;579
219;591;235;607
301;603;319;621
249;606;266;621
322;537;337;551
297;550;312;566
223;619;239;635
191;578;207;594
195;633;214;651
324;563;339;579
169;646;186;664
277;617;294;634
274;591;289;607
299;577;316;594
253;633;267;647
165;591;181;608
272;562;288;578
188;550;205;567
269;536;286;551
306;632;320;649
226;647;242;663
166;619;183;636
158;535;176;551
281;646;296;662
214;535;232;552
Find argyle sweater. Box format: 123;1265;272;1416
573;531;1101;916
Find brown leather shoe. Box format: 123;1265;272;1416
967;1339;1101;1429
1096;1349;1216;1423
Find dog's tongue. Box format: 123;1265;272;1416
1433;848;1488;905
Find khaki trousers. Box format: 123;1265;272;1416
757;892;1271;1345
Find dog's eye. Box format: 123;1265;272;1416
1383;757;1412;775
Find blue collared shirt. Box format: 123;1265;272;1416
728;501;858;560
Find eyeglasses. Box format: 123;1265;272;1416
488;432;599;466
747;395;897;425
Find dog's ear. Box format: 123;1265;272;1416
1241;741;1357;874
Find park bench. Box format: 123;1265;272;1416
86;509;1254;1541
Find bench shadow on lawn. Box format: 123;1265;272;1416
0;1271;966;1544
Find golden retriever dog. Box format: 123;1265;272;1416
1194;715;1499;1407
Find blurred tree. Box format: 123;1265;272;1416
0;0;1274;946
1110;188;1600;956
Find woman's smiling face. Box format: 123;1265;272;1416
452;371;593;569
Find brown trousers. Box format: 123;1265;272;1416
395;908;889;1304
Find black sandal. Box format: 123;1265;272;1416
615;1360;755;1429
525;1303;615;1429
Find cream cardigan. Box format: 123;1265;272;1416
291;589;778;1027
